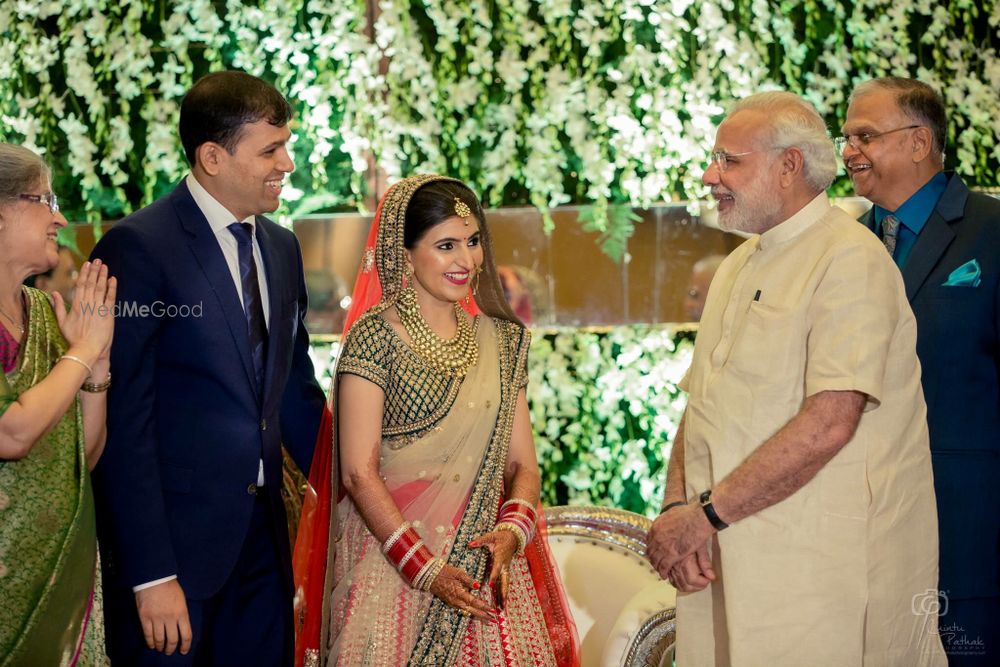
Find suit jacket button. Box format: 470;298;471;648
260;419;267;431
247;483;258;496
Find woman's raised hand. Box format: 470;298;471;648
428;564;495;622
53;259;117;362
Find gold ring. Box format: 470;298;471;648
459;607;471;617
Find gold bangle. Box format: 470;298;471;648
59;355;93;376
495;522;527;553
413;556;443;591
82;372;111;393
416;557;446;592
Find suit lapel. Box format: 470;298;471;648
172;183;258;393
902;211;955;301
901;173;966;302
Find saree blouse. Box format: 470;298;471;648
336;314;529;447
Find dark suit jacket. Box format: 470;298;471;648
91;181;325;601
861;172;1000;600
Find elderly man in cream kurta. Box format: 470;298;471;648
647;92;946;667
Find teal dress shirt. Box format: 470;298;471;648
873;171;948;268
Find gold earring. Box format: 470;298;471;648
403;264;414;289
471;266;481;296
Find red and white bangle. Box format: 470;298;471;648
500;498;537;522
496;498;537;553
382;523;439;588
383;521;412;555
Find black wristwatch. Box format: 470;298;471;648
699;490;729;531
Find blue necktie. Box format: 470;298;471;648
228;222;268;398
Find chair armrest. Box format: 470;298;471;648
601;583;677;667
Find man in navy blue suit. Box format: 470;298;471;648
842;76;1000;665
92;71;325;665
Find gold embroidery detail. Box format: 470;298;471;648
338;315;464;442
336;357;388;389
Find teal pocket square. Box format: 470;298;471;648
942;259;981;287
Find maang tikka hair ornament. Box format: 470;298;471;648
454;198;472;225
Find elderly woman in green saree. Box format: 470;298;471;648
0;144;116;665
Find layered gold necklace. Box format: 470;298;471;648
397;286;479;376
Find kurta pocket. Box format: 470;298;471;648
727;302;805;385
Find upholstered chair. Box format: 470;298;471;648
543;506;676;666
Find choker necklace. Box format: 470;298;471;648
0;298;25;334
397;287;479;376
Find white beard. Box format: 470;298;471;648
716;171;783;235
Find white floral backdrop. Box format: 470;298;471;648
2;0;998;255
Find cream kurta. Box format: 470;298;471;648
677;194;946;667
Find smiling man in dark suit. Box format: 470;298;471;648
842;76;1000;666
91;71;325;665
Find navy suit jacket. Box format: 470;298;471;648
91;181;325;600
861;172;1000;599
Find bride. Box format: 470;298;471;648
293;175;579;666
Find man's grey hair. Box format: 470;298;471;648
850;77;946;162
728;92;838;191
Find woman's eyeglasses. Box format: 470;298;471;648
17;192;60;214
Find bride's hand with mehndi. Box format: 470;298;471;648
469;529;519;609
428;563;495;622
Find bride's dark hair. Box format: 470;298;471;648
403;180;522;327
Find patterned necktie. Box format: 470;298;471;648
881;214;900;258
228;222;268;397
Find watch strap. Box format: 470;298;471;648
699;490;729;530
659;500;687;514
